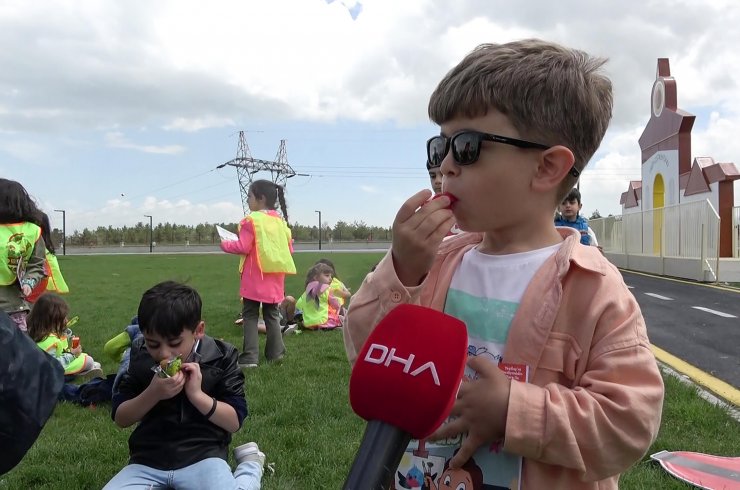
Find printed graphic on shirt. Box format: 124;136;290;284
393;362;529;490
394;292;522;488
392;246;556;490
5;233;30;277
445;288;517;346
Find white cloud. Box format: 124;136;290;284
3;0;740;228
164;116;235;132
105;131;186;154
2;0;739;131
0;139;49;161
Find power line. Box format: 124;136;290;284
122;168;217;201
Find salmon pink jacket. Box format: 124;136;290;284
344;228;664;489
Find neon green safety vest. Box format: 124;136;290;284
45;251;69;293
239;211;296;274
330;277;347;307
296;289;330;328
37;333;88;375
0;222;41;285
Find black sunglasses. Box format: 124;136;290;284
426;130;580;178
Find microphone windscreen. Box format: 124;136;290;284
349;304;467;439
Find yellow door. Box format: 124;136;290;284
653;174;664;255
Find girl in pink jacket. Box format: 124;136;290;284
221;180;295;368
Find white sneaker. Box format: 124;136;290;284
281;324;297;336
234;442;265;467
78;367;103;381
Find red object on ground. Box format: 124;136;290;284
651;450;740;490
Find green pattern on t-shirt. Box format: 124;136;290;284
444;288;518;344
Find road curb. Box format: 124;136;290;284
652;345;740;408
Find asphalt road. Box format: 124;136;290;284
621;270;740;388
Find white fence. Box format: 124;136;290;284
590;200;724;280
734;206;740;259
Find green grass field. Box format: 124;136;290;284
1;252;738;489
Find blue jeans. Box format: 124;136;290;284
112;347;131;394
103;457;262;489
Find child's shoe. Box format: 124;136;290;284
281;323;297;336
237;354;258;369
78;367;104;381
234;442;265;467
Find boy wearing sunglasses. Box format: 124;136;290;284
344;39;663;489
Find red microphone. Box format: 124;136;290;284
343;304;468;490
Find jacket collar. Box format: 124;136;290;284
195;335;226;364
553;227;608;277
437;228;606;277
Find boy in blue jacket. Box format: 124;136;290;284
555;187;598;246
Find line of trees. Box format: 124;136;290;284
52;220;392;247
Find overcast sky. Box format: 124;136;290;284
2;0;740;233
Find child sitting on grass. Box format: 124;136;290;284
315;258;351;314
103;315;142;392
104;281;265;490
295;263;343;331
28;292;102;380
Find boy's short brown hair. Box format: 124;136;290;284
428;38;613;200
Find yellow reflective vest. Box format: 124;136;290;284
37;333;88;375
44;251;69;293
27;250;70;302
239;211;296;275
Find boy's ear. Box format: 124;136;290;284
194;320;205;339
531;145;576;193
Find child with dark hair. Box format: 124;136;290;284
105;281;265;489
221;180;296;368
0;178;47;331
295;263;343;330
426;159;444;195
315;258;351;310
28;292;102;379
554;187;598;246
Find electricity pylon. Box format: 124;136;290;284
217;131;301;215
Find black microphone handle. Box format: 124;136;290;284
342;419;413;490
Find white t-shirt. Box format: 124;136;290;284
446;243;561;368
396;242;561;490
